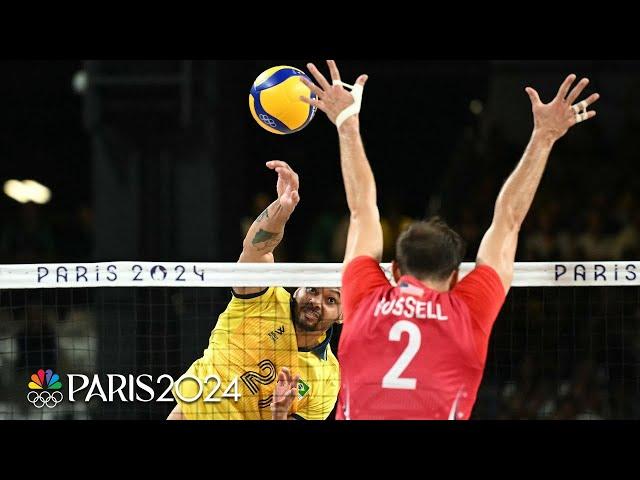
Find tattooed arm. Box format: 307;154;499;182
234;161;300;295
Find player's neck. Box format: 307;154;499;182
296;330;325;350
414;277;451;293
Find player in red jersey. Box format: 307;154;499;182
300;61;599;419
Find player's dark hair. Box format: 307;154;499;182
395;216;466;281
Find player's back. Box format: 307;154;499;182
337;256;505;420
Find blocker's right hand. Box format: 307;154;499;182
299;60;368;130
266;160;300;217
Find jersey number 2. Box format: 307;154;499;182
382;320;420;390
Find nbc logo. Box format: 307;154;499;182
27;369;63;409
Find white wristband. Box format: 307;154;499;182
333;80;364;129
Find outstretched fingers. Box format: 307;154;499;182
266;160;292;171
327;59;341;85
307;62;332;91
555;73;577;101
565;77;590;105
300;75;325;98
525;87;541;107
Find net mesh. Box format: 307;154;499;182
0;287;227;419
475;286;640;419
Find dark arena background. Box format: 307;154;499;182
0;60;639;420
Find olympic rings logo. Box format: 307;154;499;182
259;114;277;128
27;390;63;409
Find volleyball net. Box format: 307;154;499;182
0;261;638;419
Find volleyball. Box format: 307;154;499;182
249;66;317;135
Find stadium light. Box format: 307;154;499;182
3;179;51;204
72;70;88;94
469;99;483;115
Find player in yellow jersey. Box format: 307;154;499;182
168;160;341;420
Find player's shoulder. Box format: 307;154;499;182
344;255;381;268
229;286;291;303
460;263;502;285
273;286;292;302
452;263;505;299
224;287;292;321
343;255;386;277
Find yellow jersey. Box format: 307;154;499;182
173;287;339;420
294;334;341;420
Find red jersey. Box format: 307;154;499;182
336;256;506;420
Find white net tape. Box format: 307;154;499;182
0;261;638;289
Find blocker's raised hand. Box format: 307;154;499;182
525;73;600;141
300;60;368;129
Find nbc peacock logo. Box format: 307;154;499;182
27;369;64;409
